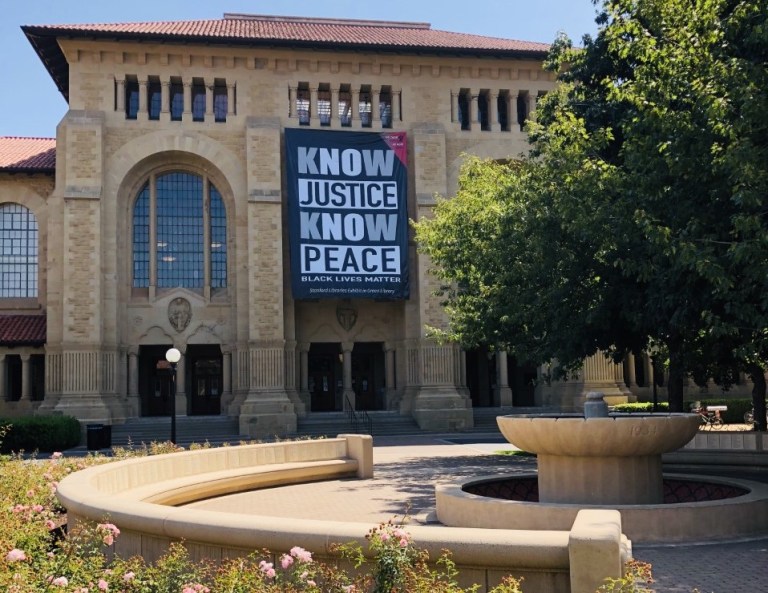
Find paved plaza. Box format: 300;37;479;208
186;434;768;593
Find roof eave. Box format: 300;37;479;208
21;25;549;100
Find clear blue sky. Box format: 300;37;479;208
1;0;600;138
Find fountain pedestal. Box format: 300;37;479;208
497;414;700;505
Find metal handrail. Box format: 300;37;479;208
345;396;373;435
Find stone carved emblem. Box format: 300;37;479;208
168;297;192;333
336;305;358;332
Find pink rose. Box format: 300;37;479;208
52;576;69;587
98;578;109;590
281;554;294;569
6;549;26;562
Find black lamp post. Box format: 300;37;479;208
165;347;181;444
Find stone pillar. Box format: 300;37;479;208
528;92;537;122
496;351;513;406
115;79;126;112
342;341;355;410
288;86;295;118
299;345;309;392
220;350;233;413
20;354;31;402
451;92;459;123
469;92;478;129
227;83;236;116
371;90;380;125
510;92;518;130
128;349;139;416
351;88;360;124
625;353;637;390
205;83;214;119
183;81;192;118
138;79;148;120
310;87;318;124
490;91;499;129
331;87;339;126
160;81;170;118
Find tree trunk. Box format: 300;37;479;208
667;347;686;413
747;364;767;432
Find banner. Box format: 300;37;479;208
285;128;409;300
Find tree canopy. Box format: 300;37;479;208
414;0;768;423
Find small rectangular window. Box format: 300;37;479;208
148;77;161;121
192;78;206;122
458;89;470;131
125;77;139;120
296;83;310;125
359;85;372;128
213;79;227;122
338;85;352;127
379;87;393;129
498;91;510;132
170;77;183;121
318;84;331;126
478;90;490;131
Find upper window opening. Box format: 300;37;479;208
359;86;372;128
296;83;310;125
213;79;228;122
132;172;227;290
458;89;470;131
0;203;38;298
317;84;331;126
379;86;392;129
192;79;206;122
125;76;139;120
170;78;184;122
148;77;161;121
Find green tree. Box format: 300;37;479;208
415;0;768;425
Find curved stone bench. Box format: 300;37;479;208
56;435;628;593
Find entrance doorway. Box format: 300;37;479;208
308;343;341;412
187;345;223;416
352;342;385;411
138;345;174;417
466;347;495;407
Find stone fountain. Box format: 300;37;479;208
435;392;768;543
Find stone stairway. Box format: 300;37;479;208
109;416;243;448
95;407;555;450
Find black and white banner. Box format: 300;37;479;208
285;128;409;299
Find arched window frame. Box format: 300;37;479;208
0;203;38;298
132;171;227;295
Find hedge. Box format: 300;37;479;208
0;415;81;453
613;399;761;424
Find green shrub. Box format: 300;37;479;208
0;415;81;453
612;402;669;413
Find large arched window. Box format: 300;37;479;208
0;203;38;298
132;172;227;290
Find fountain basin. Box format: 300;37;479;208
497;414;700;504
436;473;768;543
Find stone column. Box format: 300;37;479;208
288;86;295;118
138;79;148;120
496;351;513;406
469;92;478;129
371;90;380;125
510;92;518;130
351;88;360;124
451;92;459;123
528;92;537;122
115;79;126;112
490;91;499;130
342;341;355;410
331;87;339;126
20;354;31;402
183;82;192;118
160;81;170;118
310;87;318;124
221;350;233;412
299;346;309;392
205;83;214;119
227;83;236;116
128;349;139;416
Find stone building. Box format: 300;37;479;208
0;14;742;437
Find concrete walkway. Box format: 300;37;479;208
184;433;768;593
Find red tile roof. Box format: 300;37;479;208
0;137;56;172
25;14;551;53
23;15;551;101
0;315;46;346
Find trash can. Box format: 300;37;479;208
86;424;104;451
